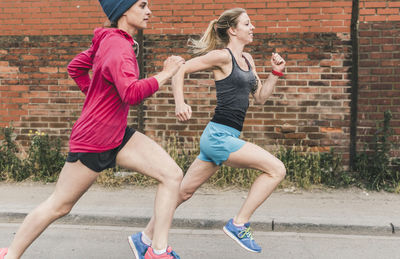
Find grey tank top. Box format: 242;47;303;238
211;48;258;131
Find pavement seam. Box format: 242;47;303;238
0;212;397;237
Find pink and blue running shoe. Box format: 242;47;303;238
0;248;8;259
223;218;262;253
128;232;149;259
145;246;180;259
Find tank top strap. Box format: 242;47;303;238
225;48;238;67
242;55;252;70
225;48;251;71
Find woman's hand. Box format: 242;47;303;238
154;56;185;87
175;102;192;122
271;53;285;72
163;55;185;77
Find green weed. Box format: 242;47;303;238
276;145;344;189
354;110;400;191
26;130;65;182
0;127;26;181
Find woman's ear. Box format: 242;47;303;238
228;27;236;37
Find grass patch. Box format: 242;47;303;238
95;137;346;190
1;119;398;192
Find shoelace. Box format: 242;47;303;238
168;250;181;259
238;227;254;240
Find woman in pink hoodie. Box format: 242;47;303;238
1;1;183;259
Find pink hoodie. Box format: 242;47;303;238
67;28;159;152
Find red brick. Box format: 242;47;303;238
377;8;399;15
388;15;400;21
364;16;388;22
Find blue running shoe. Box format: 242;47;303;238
223;218;262;253
128;232;150;259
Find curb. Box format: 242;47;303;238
1;212;397;237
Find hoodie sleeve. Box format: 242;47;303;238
102;36;159;106
67;49;93;95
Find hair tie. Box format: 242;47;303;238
213;19;218;31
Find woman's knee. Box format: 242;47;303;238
272;160;286;180
159;164;183;187
46;195;74;218
45;202;72;219
55;204;73;218
261;159;286;181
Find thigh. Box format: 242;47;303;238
50;160;99;207
115;131;181;181
224;142;284;173
181;158;219;192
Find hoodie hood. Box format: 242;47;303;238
89;28;135;58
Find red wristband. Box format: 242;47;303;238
272;70;284;77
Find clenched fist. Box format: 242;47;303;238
271;53;285;73
163;56;185;77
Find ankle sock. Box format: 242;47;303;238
141;232;152;246
233;220;245;228
153;248;167;255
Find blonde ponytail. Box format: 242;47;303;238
189;19;218;56
189;8;246;56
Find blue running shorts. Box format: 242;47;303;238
198;121;246;165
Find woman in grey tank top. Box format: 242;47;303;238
140;8;286;254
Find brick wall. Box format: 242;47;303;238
0;31;352;154
0;0;104;36
357;0;400;157
0;0;352;36
0;35;91;145
0;0;399;165
357;21;400;156
359;0;400;22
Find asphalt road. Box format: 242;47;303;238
1;223;399;259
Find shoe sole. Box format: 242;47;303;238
223;226;260;253
128;236;141;259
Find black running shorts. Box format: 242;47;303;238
66;127;136;172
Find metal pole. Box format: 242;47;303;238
350;0;359;169
136;29;145;133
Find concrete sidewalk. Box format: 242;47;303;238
0;182;399;236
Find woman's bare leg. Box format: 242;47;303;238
116;132;184;251
179;158;220;201
6;161;99;259
224;142;286;224
141;158;219;240
138;141;285;249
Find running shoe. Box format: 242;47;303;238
0;248;8;259
223;218;262;253
128;232;149;259
144;246;180;259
